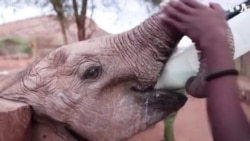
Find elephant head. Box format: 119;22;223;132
0;13;187;141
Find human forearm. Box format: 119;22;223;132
207;76;250;141
205;42;250;141
203;36;234;73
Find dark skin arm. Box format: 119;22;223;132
160;0;250;141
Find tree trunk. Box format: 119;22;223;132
50;0;68;44
77;20;86;41
72;0;88;41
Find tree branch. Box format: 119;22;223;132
72;0;79;20
80;0;88;20
50;0;68;44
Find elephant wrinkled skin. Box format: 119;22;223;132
0;12;187;141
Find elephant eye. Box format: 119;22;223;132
82;66;102;80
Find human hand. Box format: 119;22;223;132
159;0;235;98
160;0;228;53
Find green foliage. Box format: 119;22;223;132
146;0;162;6
0;36;32;55
0;36;29;44
19;45;32;54
164;112;177;141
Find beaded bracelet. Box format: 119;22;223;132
205;69;239;82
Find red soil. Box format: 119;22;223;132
128;96;250;141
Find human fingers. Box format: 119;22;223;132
161;2;189;22
185;76;207;98
181;0;206;9
159;12;183;31
168;0;196;14
209;2;225;14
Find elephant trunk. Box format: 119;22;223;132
112;13;183;59
107;13;183;88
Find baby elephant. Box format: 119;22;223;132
0;9;188;141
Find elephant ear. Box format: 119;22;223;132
185;27;235;98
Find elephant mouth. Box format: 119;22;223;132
132;86;187;113
145;89;187;112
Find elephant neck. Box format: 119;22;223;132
112;13;183;55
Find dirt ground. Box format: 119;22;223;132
1;58;250;141
128;96;250;141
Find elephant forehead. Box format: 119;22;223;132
63;41;115;57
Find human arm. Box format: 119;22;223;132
205;37;250;141
160;0;250;140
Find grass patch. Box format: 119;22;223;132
0;36;32;55
164;112;177;141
